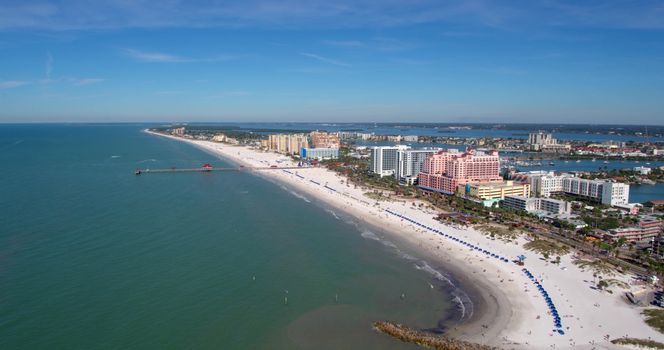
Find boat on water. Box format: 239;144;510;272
134;169;142;175
591;158;596;162
549;162;555;166
603;160;609;164
576;160;581;163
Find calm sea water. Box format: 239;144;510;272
0;124;460;349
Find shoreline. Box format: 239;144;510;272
145;130;504;337
145;130;664;349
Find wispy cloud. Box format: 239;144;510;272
322;37;414;51
300;52;350;67
45;51;53;80
0;77;104;88
476;66;528;75
322;40;365;48
0;80;30;89
122;48;247;63
68;77;105;86
1;1;664;31
208;90;252;98
122;48;191;63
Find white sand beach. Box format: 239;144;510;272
148;131;664;349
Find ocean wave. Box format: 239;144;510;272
111;155;121;158
280;185;311;203
137;158;157;164
395;249;415;260
414;261;454;286
326;209;340;220
450;289;474;321
360;230;380;241
413;260;473;321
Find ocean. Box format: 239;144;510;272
0;124;458;349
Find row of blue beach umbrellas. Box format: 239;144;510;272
385;209;510;263
523;268;565;335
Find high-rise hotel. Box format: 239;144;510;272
417;149;502;194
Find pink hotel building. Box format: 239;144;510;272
417;149;502;194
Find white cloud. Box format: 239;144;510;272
122;48;246;63
300;52;350;67
69;78;104;86
45;51;53;80
322;40;365;47
1;1;663;31
208;91;252;98
0;80;30;89
123;48;191;63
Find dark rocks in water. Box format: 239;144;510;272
372;321;496;350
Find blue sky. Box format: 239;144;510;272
1;0;663;124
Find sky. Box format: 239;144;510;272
0;0;663;124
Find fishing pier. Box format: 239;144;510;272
134;163;306;175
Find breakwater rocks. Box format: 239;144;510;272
373;321;496;350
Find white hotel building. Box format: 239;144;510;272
503;196;571;216
370;145;409;177
519;171;629;206
370;146;440;183
396;149;439;183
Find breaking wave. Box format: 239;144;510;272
414;260;474;321
326;209;341;220
280;185;311;203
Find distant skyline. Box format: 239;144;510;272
1;0;663;124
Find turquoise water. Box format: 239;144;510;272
0;124;458;349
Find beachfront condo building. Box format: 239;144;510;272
171;127;185;136
562;177;629;206
370;145;410;177
300;147;339;160
267;134;309;155
517;171;630;207
503;196;571;216
310;131;341;149
395;148;440;183
417;149;502;194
